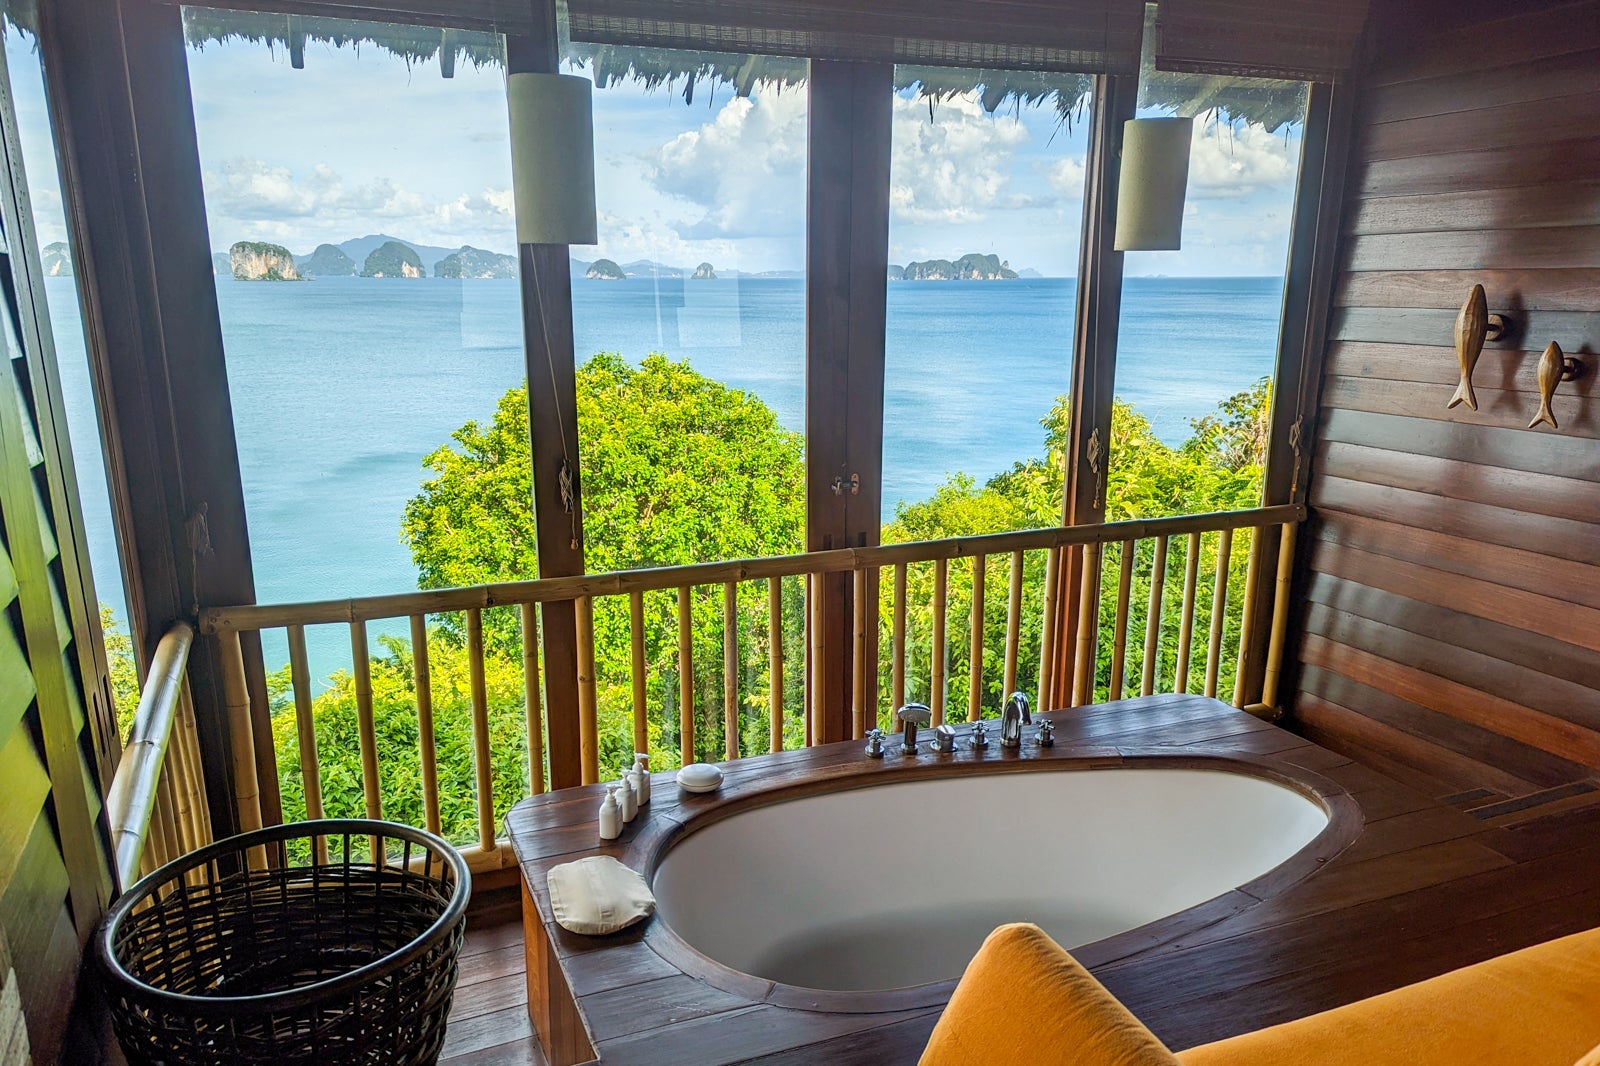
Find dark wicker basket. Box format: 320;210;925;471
98;819;471;1066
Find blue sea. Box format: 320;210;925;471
47;275;1282;679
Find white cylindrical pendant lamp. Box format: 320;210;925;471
1113;117;1194;252
507;72;598;246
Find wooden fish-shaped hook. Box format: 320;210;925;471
1450;284;1489;410
1529;341;1582;430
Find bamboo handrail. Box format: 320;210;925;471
628;592;647;759
219;628;265;868
1071;542;1101;708
1140;536;1168;697
891;562;908;716
1038;545;1060;712
290;623;330;863
105;621;193;890
1250;521;1299;718
1003;549;1023;697
1174;533;1202;694
350;621;382;822
1232;526;1267;709
199;506;1305;633
852;568;869;739
575;596;600;783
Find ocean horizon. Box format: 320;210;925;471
47;274;1283;680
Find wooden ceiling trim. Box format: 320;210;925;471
1154;0;1370;82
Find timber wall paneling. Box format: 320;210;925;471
1291;0;1600;802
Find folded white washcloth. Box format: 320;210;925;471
547;855;656;935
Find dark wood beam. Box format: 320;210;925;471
1057;73;1137;708
39;0;275;838
805;60;892;744
507;13;586;789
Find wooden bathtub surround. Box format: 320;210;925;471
506;695;1368;1066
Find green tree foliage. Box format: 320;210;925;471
113;363;1272;849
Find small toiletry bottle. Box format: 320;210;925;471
618;774;638;823
599;786;621;841
633;753;651;805
626;765;644;817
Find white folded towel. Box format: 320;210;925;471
547;856;656;935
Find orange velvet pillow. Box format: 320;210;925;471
1575;1044;1600;1066
920;924;1181;1066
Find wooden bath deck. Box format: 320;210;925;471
437;694;1600;1064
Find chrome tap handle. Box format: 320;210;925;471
864;728;886;759
896;704;931;756
1036;719;1055;747
930;723;958;754
970;720;990;750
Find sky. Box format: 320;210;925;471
171;33;1306;278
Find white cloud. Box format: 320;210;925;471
1187;118;1300;198
641;89;807;240
1044;157;1085;201
890;93;1030;224
202;157;513;249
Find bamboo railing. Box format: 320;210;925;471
102;622;213;890
199;505;1302;876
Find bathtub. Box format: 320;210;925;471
652;766;1330;995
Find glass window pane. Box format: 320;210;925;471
1108;10;1309;520
883;67;1091;541
3;13;143;724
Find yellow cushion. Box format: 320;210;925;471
920;924;1181;1066
1576;1043;1600;1066
1177;926;1600;1066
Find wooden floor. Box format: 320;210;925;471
439;698;1600;1064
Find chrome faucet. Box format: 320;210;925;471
896;704;932;756
1000;691;1032;748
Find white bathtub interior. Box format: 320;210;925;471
651;767;1329;992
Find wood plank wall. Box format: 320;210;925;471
1293;0;1600;802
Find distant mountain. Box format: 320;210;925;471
231;241;303;281
361;240;424;278
618;259;686;278
585;258;625;280
335;234;458;272
1017;267;1044;279
435;246;518;279
887;263;904;281
901;253;1018;281
692;262;716;280
298;243;357;277
212;252;231;276
41;242;72;278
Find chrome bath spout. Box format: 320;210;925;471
1000;691;1031;748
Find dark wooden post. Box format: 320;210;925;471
39;0;275;837
805;60;892;743
1057;73;1137;708
507;9;586;789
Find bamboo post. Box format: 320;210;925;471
576;595;600;783
288;625;329;861
1037;546;1060;714
968;555;986;721
348;621;382;824
1003;549;1023;698
177;687;212;846
678;586;695;764
1140;536;1168;697
519;604;546;796
803;575;815;747
629;591;648;759
1203;528;1234;700
220;630;264;868
1231;527;1266;709
1108;540;1135;701
852;568;869;738
1252;521;1299;716
769;576;783;753
723;582;739;760
930;557;948;726
465;609;495;853
1175;533;1202;694
891;562;908;717
404;616;441;836
1071;542;1102;707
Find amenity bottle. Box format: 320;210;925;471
633;754;651;805
618;774;638;823
599;786;621;841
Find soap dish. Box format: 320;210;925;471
677;762;724;794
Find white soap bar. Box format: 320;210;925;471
676;762;724;793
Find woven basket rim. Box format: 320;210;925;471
96;818;471;1014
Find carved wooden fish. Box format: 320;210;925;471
1529;341;1565;430
1449;284;1488;411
